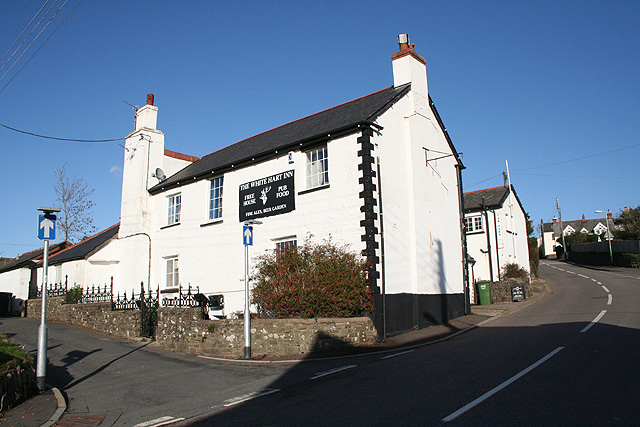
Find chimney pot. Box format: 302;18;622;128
147;93;154;106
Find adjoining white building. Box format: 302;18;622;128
39;35;470;336
463;185;530;292
35;224;120;292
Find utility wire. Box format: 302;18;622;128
0;0;59;77
0;0;51;65
0;0;83;96
0;0;68;83
0;123;125;143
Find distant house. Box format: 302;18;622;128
0;241;69;311
35;224;120;291
539;213;613;258
463;185;531;291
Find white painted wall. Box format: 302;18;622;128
465;193;530;286
0;268;31;300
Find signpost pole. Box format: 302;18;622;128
36;206;59;392
244;240;251;359
36;239;49;391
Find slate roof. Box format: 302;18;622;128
149;84;413;195
47;223;119;265
542;218;609;236
463;185;526;216
0;241;70;273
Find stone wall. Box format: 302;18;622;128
27;298;141;340
490;279;532;304
26;299;378;358
156;307;377;358
0;365;36;412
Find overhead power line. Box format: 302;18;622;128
0;0;83;96
0;123;125;143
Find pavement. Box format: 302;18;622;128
0;277;552;426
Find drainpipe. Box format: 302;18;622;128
493;210;501;281
455;164;470;315
482;197;494;282
376;157;387;337
118;232;152;288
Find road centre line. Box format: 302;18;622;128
591;278;598;282
382;349;415;359
442;347;565;423
310;365;357;380
578;274;589;278
581;310;607;333
607;294;613;305
601;285;610;293
134;416;185;427
223;388;281;407
597;281;602;285
567;271;576;274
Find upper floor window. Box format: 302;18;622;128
306;145;328;189
464;216;483;233
168;194;181;225
209;176;224;220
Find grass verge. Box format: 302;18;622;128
0;333;33;376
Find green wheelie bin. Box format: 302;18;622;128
476;280;491;305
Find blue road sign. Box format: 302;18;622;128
243;225;253;246
38;214;56;240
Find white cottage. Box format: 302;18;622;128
463;185;531;292
108;35;467;336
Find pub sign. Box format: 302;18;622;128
239;170;295;222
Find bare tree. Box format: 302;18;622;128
54;163;97;243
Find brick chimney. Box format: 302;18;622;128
553;217;558;224
607;211;613;220
582;214;585;221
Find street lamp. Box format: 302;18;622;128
243;219;262;359
595;210;613;265
36;206;60;392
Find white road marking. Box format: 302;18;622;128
591;278;598;282
581;310;607;333
597;281;602;285
557;268;565;271
578;274;589;279
134;417;185;427
382;349;415;359
601;285;610;293
607;294;613;305
442;347;565;423
567;271;576;274
310;364;357;380
223;388;281;407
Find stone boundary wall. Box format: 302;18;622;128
27;298;141;340
156;307;377;358
0;365;36;412
26;299;378;358
490;279;532;304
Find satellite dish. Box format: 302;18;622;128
153;168;166;181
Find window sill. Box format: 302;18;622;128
465;230;484;235
160;223;181;230
201;219;223;228
298;184;330;196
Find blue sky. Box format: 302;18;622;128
1;1;638;257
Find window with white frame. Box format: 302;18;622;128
306;145;329;189
464;216;483;233
209;176;223;220
276;239;297;251
166;257;179;288
167;194;181;225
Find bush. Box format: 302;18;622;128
528;237;539;277
65;285;82;304
252;237;373;318
501;263;529;283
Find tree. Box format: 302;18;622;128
615;205;640;240
525;212;539;277
54;163;96;243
